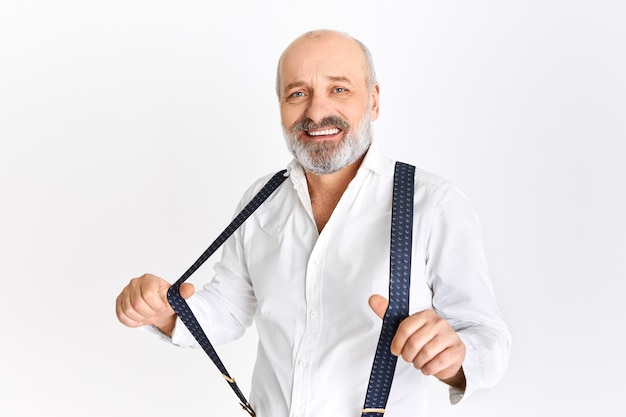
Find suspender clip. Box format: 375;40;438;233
362;408;385;413
240;401;256;416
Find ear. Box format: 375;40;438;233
369;83;380;121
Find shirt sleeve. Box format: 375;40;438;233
142;173;278;349
165;180;270;349
143;224;258;349
425;185;511;403
169;230;258;348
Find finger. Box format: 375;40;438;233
422;345;465;379
117;275;167;326
410;334;449;372
368;294;389;319
116;307;142;328
116;289;147;327
122;288;156;324
126;284;163;322
159;282;195;303
139;277;170;313
179;282;196;300
394;318;437;360
390;311;433;356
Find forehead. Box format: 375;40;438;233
278;34;367;88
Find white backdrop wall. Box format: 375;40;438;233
1;1;624;416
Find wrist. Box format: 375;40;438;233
438;367;466;391
153;316;177;337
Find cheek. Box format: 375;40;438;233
347;109;368;127
339;100;370;125
280;107;301;129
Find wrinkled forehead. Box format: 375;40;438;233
278;34;368;90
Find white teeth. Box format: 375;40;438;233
308;128;340;136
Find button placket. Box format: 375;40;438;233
289;241;325;417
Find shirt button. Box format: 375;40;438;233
309;310;318;318
298;360;307;368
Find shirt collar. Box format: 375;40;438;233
358;141;395;176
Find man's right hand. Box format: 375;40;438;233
115;273;195;337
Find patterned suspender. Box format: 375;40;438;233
361;161;415;416
167;170;289;416
167;162;415;416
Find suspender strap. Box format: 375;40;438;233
361;161;415;417
166;169;288;417
166;162;415;416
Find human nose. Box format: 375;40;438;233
303;91;332;123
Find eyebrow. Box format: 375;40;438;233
283;76;355;93
284;81;306;92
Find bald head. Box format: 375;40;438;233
275;30;377;99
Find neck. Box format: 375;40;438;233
304;154;365;233
305;154;365;198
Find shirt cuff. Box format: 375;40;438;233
140;318;197;348
449;385;465;405
170;316;199;347
141;323;173;342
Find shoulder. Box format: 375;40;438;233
403;164;456;205
393;163;476;220
412;166;453;196
365;145;468;208
407;167;481;233
235;169;290;210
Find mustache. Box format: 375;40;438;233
291;116;350;133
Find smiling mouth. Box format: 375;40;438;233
306;128;342;137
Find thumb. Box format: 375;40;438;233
179;282;195;300
157;280;195;303
368;294;389;319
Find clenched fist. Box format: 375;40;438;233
116;273;195;336
369;294;466;390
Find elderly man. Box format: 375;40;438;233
116;29;510;417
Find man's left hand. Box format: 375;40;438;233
368;294;466;388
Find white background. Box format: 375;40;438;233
1;1;625;416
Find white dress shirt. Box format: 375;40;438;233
166;143;511;417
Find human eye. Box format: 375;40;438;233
285;90;308;104
332;87;347;93
285;90;306;103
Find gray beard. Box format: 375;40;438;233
283;113;374;175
